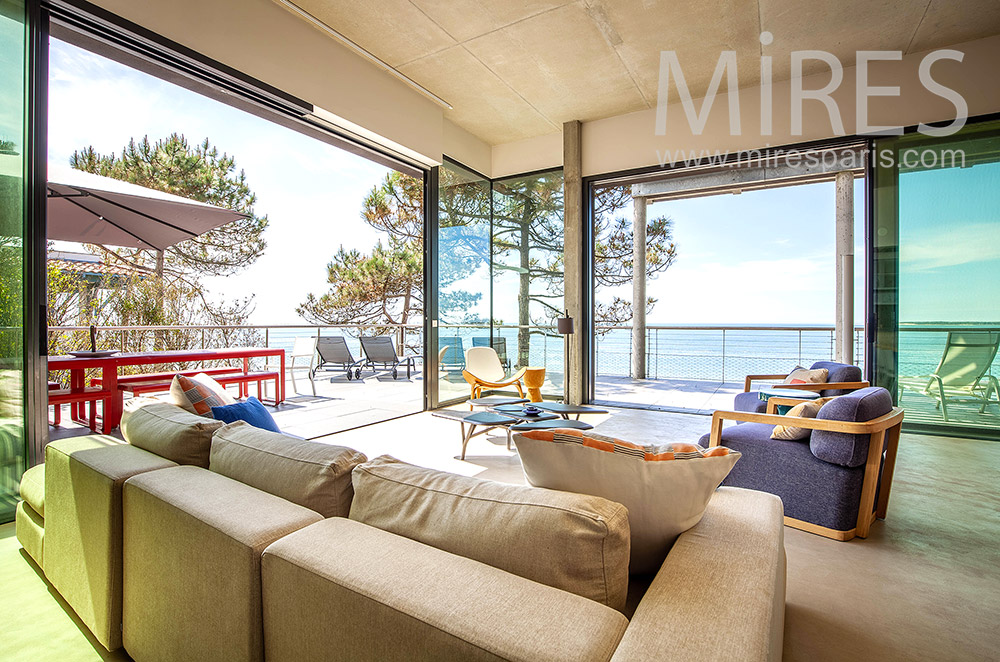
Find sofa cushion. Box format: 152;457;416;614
43;435;177;651
262;518;629;662
15;501;44;568
811;387;893;467
515;429;739;575
19;463;45;517
611;488;786;662
349;455;631;611
121;401;223;468
123;466;323;662
810;361;864;396
209;421;366;518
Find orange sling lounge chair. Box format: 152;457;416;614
462;347;526;399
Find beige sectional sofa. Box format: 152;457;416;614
16;400;787;662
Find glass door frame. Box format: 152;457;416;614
580;137;873;408
871;114;1000;441
24;1;435;450
23;0;49;468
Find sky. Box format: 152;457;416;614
596;179;867;325
48;38;394;324
897;162;1000;324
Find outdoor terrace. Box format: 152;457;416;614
45;322;1000;441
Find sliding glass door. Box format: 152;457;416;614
873;121;1000;438
0;0;27;523
437;160;491;403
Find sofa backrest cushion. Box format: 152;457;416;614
209;421;366;517
810;361;864;396
121;401;223;468
349;455;631;612
811;387;893;467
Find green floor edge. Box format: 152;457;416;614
0;522;131;662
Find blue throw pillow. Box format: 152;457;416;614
211;396;281;433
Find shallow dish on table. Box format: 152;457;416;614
67;350;119;358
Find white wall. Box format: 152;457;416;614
491;132;563;179
442;120;492;177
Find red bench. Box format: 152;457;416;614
119;371;282;405
91;366;242;390
49;386;116;433
215;371;282;404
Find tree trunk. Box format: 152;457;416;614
517;204;533;368
154;250;165;349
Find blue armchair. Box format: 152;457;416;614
735;360;868;415
702;387;903;541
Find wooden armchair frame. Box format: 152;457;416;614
462;367;527;400
708;404;903;541
743;373;870;393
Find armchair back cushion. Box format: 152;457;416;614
810;361;864;396
811;387;893;467
209;421;367;517
349;455;631;611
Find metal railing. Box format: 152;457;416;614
594;324;866;383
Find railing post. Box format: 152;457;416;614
721;329;726;382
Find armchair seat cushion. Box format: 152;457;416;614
699;423;866;532
734;390;767;415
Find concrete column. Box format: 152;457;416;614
562;120;583;404
631;191;647;380
835;171;854;364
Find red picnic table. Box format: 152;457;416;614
48;347;286;433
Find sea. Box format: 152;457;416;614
262;323;996;383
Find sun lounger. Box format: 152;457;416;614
359;336;416;380
316;336;365;381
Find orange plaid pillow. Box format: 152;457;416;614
516;428;735;461
170;374;227;416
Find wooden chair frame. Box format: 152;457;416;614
708;403;903;541
462;368;527;400
744;374;870;394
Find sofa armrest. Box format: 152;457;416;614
262;518;629;662
611;488;786;662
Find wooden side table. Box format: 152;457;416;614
522;367;546;402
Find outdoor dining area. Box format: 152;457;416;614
46;330;430;439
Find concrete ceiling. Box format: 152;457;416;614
289;0;1000;145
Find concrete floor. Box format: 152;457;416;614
4;406;999;661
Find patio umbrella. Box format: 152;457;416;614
46;164;248;250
